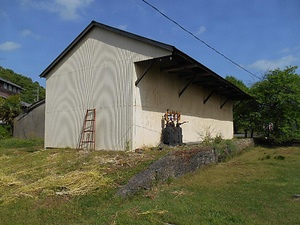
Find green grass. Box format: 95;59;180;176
0;139;299;225
0;138;44;155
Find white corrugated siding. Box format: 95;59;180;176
45;28;171;150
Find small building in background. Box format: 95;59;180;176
0;77;23;99
0;77;28;125
13;99;45;139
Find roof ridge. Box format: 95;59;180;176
40;20;175;78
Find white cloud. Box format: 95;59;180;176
278;46;300;54
21;29;33;37
248;55;298;72
196;26;206;35
21;0;94;21
21;29;42;39
0;42;21;51
279;48;291;54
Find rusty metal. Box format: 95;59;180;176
78;109;96;150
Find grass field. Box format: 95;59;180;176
0;138;299;224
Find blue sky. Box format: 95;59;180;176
1;0;299;87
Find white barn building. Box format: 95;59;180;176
40;21;250;151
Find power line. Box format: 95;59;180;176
141;0;261;80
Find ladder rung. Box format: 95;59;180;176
78;109;96;150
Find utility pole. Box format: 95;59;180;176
35;86;39;102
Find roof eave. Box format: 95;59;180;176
135;52;252;101
173;49;252;100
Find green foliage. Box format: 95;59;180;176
260;154;271;160
0;125;11;139
0;95;22;132
213;138;238;162
227;66;300;142
225;75;249;93
251;66;300;142
0;66;45;104
274;155;285;160
200;132;239;162
225;76;256;135
0;138;44;149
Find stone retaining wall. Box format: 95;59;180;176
234;138;255;151
116;139;254;198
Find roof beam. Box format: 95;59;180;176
203;89;214;104
179;76;195;97
135;59;155;86
193;78;216;85
161;63;198;73
233;100;242;110
178;73;194;79
220;97;230;109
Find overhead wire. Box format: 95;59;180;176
141;0;261;80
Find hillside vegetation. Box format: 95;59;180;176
0;66;45;104
0;139;299;224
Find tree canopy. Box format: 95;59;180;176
227;66;300;142
0;66;45;136
0;95;22;133
225;76;249;93
0;66;45;104
251;66;300;142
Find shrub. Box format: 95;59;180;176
0;125;11;139
209;138;238;162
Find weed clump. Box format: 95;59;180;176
203;135;237;162
274;155;285;160
260;154;271;160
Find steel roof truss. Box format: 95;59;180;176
161;63;198;73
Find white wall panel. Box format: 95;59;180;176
45;27;171;150
132;65;233;149
45;25;234;150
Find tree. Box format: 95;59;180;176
225;76;249;93
225;76;255;136
251;66;300;142
0;66;45;104
0;95;22;134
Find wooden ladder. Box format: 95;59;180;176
78;109;96;150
